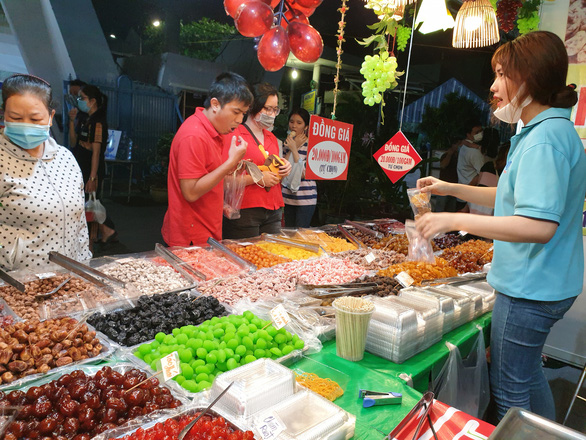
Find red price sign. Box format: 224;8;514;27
305;115;353;180
373;131;422;183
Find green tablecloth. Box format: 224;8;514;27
293;312;492;438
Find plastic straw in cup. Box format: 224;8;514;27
333;297;375;362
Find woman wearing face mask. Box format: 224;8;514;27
281;108;317;228
70;84;117;244
415;31;586;421
222;82;291;239
0;74;91;271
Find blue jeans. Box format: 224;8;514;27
283;204;316;228
490;292;576;421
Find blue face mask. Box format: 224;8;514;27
4;120;51;150
77;98;90;113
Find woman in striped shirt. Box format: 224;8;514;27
282;108;317;227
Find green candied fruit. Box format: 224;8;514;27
159;345;171;355
255;338;267;350
172;328;181;336
191;359;206;368
270;347;282;357
195;372;209;383
163;335;176;345
242;336;253;350
203;340;215;352
267;326;278;338
254;349;266;358
205;363;216;374
155;332;166;343
216;362;228;372
208;374;216;383
251;318;262;327
138;344;151;355
226;358;239;370
179;349;193;363
150;360;158;371
206;352;218;364
195;365;209;375
223;332;236;343
235;345;247;356
186;338;202;350
248;324;258;332
216;349;227;363
282;345;294;356
213;328;225;338
243;310;255;322
244;355;257;364
181;364;194;380
210;316;221;325
258;329;270;340
237;325;250;337
143;354;153;365
196;347;208;359
226;338;239;350
197;380;212;392
176;334;188;345
225;348;235;357
183;380;197;392
274;334;286;345
134;351;144;360
150;340;160;350
294;339;305;350
175;374;186;385
197;331;207;340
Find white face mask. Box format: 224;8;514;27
493;84;533;124
255;113;275;131
473;131;484;142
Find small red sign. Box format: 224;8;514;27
373;131;422;183
305;115;353;180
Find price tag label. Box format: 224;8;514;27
116;258;134;264
364;252;376;264
459;231;469;236
395;271;414;288
237;242;254;246
270;304;290;330
256;413;286;440
160;351;181;382
36;272;56;279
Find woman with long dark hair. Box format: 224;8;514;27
70;84;117;243
415;31;586;421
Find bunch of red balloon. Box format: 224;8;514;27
224;0;324;71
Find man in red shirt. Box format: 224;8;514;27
162;72;253;246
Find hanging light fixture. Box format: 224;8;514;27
414;0;454;34
452;0;500;48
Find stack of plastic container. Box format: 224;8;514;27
365;297;418;363
210;358;355;439
457;281;496;314
425;286;475;328
436;284;484;318
400;287;455;334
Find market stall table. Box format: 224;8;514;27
312;312;492;395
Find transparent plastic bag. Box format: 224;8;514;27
432;327;490;419
84;192;107;224
407;188;432;220
405;219;435;263
223;162;246;220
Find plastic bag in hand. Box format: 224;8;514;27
85;192;107;224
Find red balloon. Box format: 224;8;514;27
295;0;322;7
279;10;310;29
257;26;290;71
224;0;252;18
287;21;323;63
235;1;275;38
269;0;281;6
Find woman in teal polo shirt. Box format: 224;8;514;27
415;31;586;421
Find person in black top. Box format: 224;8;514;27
70;84;117;243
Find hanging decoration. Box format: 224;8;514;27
452;0;499;48
331;0;348;119
496;0;541;35
358;0;413;109
224;0;325;72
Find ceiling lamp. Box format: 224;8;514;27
414;0;454;34
452;0;500;48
